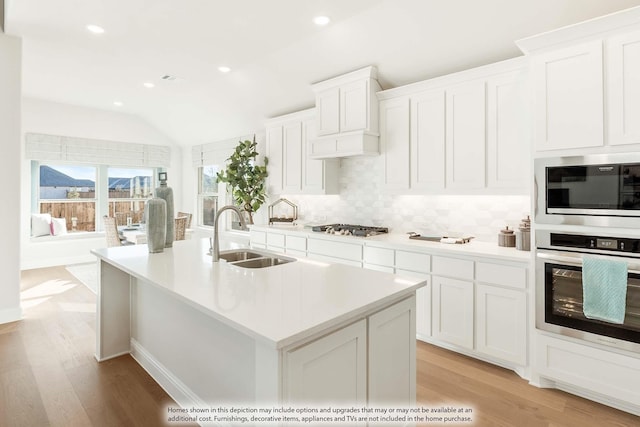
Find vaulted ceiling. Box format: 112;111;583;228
6;0;640;146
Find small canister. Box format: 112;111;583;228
498;226;516;247
515;215;531;251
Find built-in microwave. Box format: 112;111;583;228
535;154;640;228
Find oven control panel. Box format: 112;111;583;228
551;233;640;253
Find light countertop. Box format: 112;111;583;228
91;238;425;350
251;224;531;263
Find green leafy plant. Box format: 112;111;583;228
216;136;268;224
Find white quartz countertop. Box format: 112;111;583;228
251;225;531;262
91;238;425;350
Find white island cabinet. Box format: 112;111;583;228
91;238;423;414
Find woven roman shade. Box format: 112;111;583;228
25;133;171;167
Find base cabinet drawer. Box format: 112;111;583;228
308;238;363;261
476;262;527;289
536;334;640;408
363;246;394;268
396;251;430;274
432;256;473;280
432;276;474;349
266;232;286;249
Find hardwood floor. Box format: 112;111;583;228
2;267;639;426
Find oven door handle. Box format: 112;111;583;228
537;250;640;274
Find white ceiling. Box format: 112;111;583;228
6;0;640;146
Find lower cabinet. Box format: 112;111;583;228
432;276;474;350
369;296;416;405
284;319;367;405
283;296;416;406
475;284;527;365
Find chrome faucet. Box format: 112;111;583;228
212;205;248;262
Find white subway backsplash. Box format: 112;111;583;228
269;157;530;243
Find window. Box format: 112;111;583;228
34;162;159;236
198;165;222;227
38;164;97;232
108;167;154;225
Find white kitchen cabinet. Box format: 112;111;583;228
368;296;416;405
446;80;486;189
316;87;340;136
310;66;381;159
475;283;527;365
397;269;431;339
266;231;285;252
249;229;267;249
284;296;417;408
284;319;367;404
487;71;529;190
340;79;369;133
607;30;640;146
265;109;339;195
307;237;363;267
282;121;303;192
532;40;604;151
432;276;474;349
380;97;410;190
411;89;446;190
536;333;640;410
265;126;283;195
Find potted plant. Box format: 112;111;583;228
216;136;268;224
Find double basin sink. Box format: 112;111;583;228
217;249;295;269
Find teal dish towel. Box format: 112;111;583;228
582;255;628;324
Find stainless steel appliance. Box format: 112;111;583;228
535;153;640;227
536;229;640;353
311;224;388;237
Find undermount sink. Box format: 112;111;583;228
218;250;264;263
214;249;295;269
232;257;293;269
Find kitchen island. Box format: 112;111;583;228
91;238;425;414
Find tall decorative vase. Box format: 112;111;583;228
155;172;174;248
145;198;167;253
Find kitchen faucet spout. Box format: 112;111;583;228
212;205;248;262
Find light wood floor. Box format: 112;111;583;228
1;267;638;426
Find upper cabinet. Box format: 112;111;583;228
517;7;640;152
531;40;604;151
607;30;640;146
445;80;487;190
265;109;339;196
310;66;381;159
377;58;529;194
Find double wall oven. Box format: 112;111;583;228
535;154;640;353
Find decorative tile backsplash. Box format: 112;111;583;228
269;156;531;242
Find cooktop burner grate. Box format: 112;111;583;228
311;224;389;237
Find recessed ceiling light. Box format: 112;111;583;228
218;66;231;73
313;16;330;26
143;82;155;88
113;101;123;107
86;24;105;34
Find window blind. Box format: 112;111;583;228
191;133;265;167
25;133;171;167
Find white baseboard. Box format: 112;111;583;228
130;338;206;410
0;307;22;325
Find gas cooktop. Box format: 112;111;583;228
311;224;389;237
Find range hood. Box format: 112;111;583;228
309;66;381;159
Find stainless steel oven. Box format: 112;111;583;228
535;153;640;227
536;230;640;353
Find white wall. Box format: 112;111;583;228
21;98;182;269
0;31;22;324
